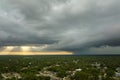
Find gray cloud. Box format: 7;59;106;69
88;46;120;55
0;0;120;54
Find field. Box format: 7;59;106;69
0;55;120;80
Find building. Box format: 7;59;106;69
115;72;120;77
1;72;22;79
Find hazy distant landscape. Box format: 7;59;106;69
0;55;120;80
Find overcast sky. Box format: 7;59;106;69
0;0;120;55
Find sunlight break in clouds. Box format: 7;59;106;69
0;52;73;55
21;46;31;52
1;46;14;52
0;46;73;55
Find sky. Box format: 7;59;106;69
0;0;120;55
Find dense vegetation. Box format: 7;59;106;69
0;55;120;80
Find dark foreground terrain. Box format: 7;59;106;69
0;55;120;80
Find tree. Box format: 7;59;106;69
106;69;114;77
73;71;89;80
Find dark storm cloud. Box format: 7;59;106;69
0;0;120;54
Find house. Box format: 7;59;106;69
1;72;22;79
75;68;82;72
91;62;101;69
115;72;120;77
63;76;71;80
116;67;120;72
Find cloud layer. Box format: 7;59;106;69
0;0;120;54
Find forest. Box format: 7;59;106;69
0;55;120;80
